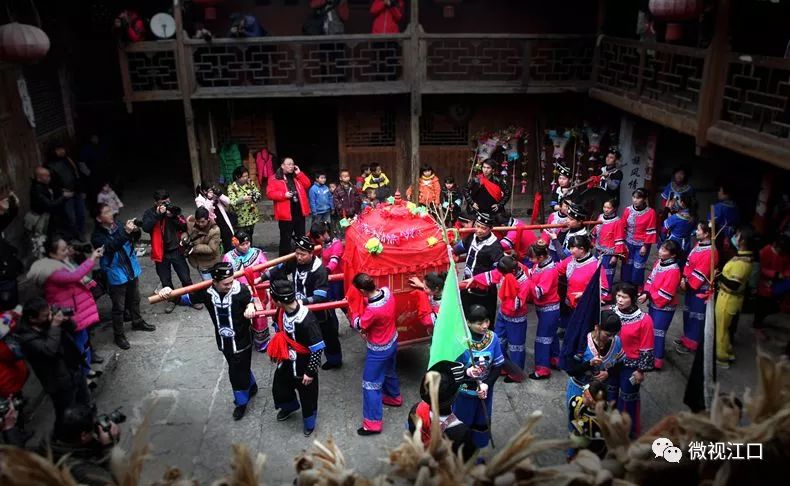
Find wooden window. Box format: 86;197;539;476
345;109;396;147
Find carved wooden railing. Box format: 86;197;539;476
187;33;409;97
706;53;790;167
421;34;594;93
592;36;790;167
592;36;706;133
118;33;595;102
716;54;790;140
119;41;181;101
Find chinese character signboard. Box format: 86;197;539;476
618;115;657;204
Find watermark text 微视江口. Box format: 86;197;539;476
653;438;763;463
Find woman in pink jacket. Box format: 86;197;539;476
27;238;104;375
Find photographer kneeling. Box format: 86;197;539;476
48;403;121;485
91;203;154;350
16;298;93;432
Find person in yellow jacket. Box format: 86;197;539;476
715;226;756;367
362;163;391;201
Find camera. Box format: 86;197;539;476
0;396;24;417
132;218;144;227
96;407;126;433
51;306;75;318
164;202;182;216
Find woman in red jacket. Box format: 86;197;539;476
266;158;311;256
370;0;404;34
0;310;28;403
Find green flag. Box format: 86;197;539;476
428;247;471;368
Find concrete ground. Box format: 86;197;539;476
19;175;790;484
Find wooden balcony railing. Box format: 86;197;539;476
421;34;594;93
187;33;409;98
119;40;181;101
591;36;706;136
591;36;790;168
118;32;594;102
706;53;790;167
717;54;790;140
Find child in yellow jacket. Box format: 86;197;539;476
715;226;756;367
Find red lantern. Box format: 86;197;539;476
0;23;50;62
648;0;703;42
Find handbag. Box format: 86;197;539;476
89;270;107;300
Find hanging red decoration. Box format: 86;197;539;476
0;23;50;62
193;0;227;22
648;0;703;42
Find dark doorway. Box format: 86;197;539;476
274;101;339;177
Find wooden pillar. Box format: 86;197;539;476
408;0;422;202
58;66;76;138
337;104;347;169
174;0;202;187
695;0;732;147
117;46;134;113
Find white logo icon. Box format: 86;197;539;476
652;437;682;463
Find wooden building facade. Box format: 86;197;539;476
117;0;599;192
114;0;789;200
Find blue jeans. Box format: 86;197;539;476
64;196;87;239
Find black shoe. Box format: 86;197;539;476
528;372;549;381
277;408;298;421
132;321;156;332
303;427;315;437
90;353;104;364
321;362;342;371
357;427;380;436
249;383;258;397
87;370;103;379
233;404;247;420
88;380;98;390
123;311;132;322
114;335;130;350
503;376;522;383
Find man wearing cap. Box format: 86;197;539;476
407;360;478;461
462;159;510;215
268;279;325;437
142;189;199;314
264;236;342;370
157;262;258;420
598;148;623;204
455;212;503;323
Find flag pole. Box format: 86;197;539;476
704;205;717;409
437;215;496;449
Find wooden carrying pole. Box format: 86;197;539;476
147;245;322;304
456;220;601;234
255;299;348;318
